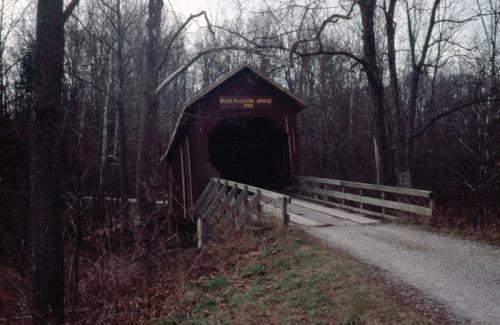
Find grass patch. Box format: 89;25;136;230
240;264;267;278
204;276;229;292
192;297;218;313
154;227;440;324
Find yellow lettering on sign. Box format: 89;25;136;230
256;98;272;104
220;97;272;109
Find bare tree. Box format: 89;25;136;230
358;0;394;185
383;0;403;153
0;0;30;116
404;0;442;178
136;0;163;218
31;0;79;323
285;1;394;184
115;0;129;204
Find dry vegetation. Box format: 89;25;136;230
397;208;500;246
2;210;453;324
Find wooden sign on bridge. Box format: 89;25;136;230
219;96;273;109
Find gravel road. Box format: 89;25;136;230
306;223;500;324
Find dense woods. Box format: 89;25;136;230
0;0;499;322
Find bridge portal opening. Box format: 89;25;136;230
208;117;291;190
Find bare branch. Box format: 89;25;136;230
417;0;441;69
315;2;356;38
157;11;215;73
411;97;500;140
434;17;478;24
296;49;368;69
63;0;81;24
212;25;289;51
288;1;356;67
154;46;262;97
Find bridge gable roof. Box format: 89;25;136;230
160;64;305;162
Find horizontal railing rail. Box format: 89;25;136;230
292;176;434;220
83;195;168;205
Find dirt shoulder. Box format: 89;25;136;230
397;220;500;247
153;227;448;325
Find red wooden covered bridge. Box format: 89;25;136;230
160;64;434;229
160;64;305;218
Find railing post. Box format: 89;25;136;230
323;182;327;202
381;191;386;217
282;196;289;226
341;186;345;206
197;217;206;248
235;186;249;230
429;192;436;225
256;190;262;221
359;189;364;210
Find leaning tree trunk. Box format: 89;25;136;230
404;0;441;181
359;0;394;185
136;0;163;218
31;0;66;323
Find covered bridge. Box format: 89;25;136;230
161;64;305;218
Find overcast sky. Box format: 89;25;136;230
166;0;264;29
8;0;240;23
3;0;489;70
168;0;230;22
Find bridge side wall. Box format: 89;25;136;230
167;72;301;218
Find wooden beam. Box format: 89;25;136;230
201;183;227;220
233;186;249;230
212;178;290;201
295;176;432;198
233;186;249;209
197;217;207;248
255;190;262;221
292;193;398;220
198;182;220;214
216;185;238;218
282;197;289;226
296;184;432;216
193;181;215;215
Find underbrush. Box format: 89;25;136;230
397;203;500;246
2;208;444;324
0;207;284;323
68;215;284;323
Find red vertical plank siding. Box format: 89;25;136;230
165;65;305;218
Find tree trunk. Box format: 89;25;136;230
136;0;163;217
404;0;441;179
99;57;112;198
359;0;394;185
116;0;129;203
31;0;66;323
384;0;402;151
0;0;5;117
406;70;420;169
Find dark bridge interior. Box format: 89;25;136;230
208;117;291;190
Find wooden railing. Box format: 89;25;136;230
292;176;434;220
193;178;291;247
